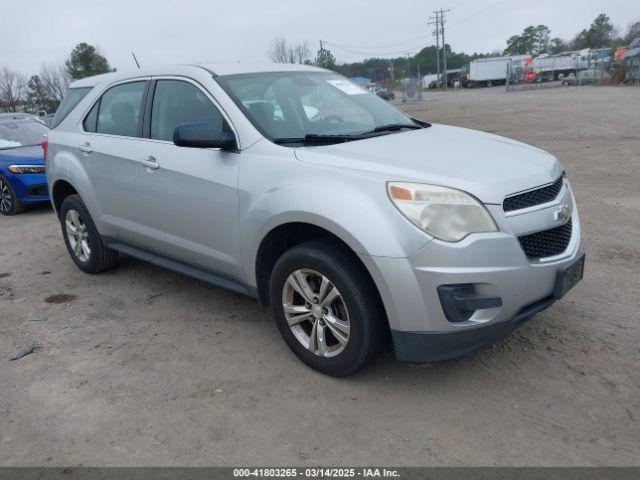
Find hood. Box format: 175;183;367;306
0;145;44;165
294;124;561;204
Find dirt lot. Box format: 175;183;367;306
1;86;639;467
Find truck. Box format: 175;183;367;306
465;55;531;87
525;49;610;83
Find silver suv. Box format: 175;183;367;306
47;64;584;376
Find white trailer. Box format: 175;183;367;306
421;74;439;89
466;55;530;87
528;51;582;81
527;49;608;82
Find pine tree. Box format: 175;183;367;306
65;43;112;80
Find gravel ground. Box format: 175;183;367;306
0;86;639;467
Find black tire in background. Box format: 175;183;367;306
59;194;119;273
269;239;387;376
0;177;24;216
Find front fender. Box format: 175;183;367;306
238;153;431;287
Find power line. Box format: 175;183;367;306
448;0;509;26
323;33;434;51
442;0;466;9
323;41;425;58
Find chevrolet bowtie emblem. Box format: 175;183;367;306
555;204;572;222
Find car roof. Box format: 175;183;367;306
69;63;329;88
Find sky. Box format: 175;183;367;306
1;0;638;75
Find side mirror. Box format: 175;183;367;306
173;122;237;150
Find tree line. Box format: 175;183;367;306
0;42;112;114
269;37;337;70
3;12;638;113
504;15;639;56
270;13;639;82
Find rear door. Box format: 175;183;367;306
136;77;242;278
80;79;149;243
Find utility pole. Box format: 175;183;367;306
435;8;450;90
428;13;441;89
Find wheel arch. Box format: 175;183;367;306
254;221;385;320
51;179;79;215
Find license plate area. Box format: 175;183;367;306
554;252;585;299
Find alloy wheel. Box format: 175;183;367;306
282;269;351;358
0;179;13;214
65;209;91;262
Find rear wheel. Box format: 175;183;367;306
269;239;386;376
59;194;119;273
0;177;24;216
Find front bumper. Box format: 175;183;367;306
392;292;556;363
5;172;49;203
359;183;583;363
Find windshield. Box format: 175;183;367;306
0;118;49;150
216;72;416;144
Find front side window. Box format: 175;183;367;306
94;81;146;137
216;72;416;143
150;80;227;141
83;101;99;133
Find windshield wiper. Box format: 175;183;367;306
273;122;429;145
371;123;424;133
274;134;357;145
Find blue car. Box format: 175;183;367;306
0;114;50;215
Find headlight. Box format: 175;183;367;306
8;165;46;174
388;182;497;242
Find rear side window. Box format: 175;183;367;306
50;87;92;129
150;80;227;141
93;81;146;137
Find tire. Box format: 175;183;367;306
59;194;119;273
0;177;24;216
269;239;386;376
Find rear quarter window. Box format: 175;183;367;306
50;87;93;129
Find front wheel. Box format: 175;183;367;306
0;177;24;215
269;240;386;376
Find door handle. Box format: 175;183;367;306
78;142;92;154
139;156;160;170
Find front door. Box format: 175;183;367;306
136;78;242;279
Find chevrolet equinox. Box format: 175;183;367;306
46;64;584;376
